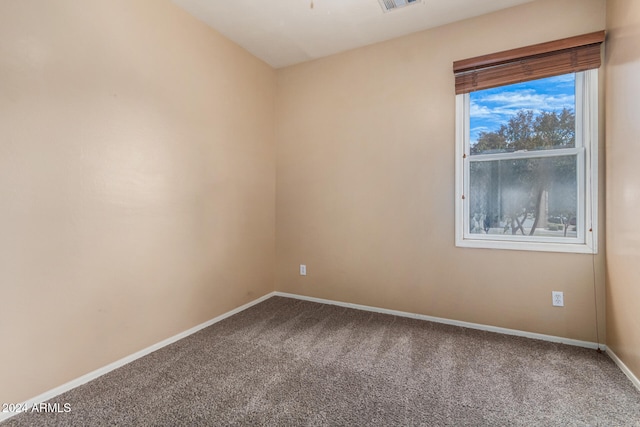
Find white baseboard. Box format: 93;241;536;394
273;291;605;350
606;347;640;392
0;291;277;423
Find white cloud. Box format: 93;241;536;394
469;102;493;118
469;126;491;135
479;91;574;112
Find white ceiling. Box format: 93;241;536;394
171;0;535;68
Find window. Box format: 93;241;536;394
453;32;604;253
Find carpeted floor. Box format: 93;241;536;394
4;296;640;426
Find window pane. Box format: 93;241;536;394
469;74;576;155
469;156;577;238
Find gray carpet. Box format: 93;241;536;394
4;296;640;426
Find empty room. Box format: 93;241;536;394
1;0;639;425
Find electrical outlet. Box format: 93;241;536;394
552;291;564;307
300;264;307;276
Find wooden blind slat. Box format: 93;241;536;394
453;31;605;94
453;31;605;73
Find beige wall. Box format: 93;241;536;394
0;0;275;403
605;0;640;380
276;0;607;341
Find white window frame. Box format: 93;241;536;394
455;70;598;254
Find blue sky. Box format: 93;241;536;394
469;74;576;144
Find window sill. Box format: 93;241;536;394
455;238;597;254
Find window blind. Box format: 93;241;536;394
453;31;605;94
